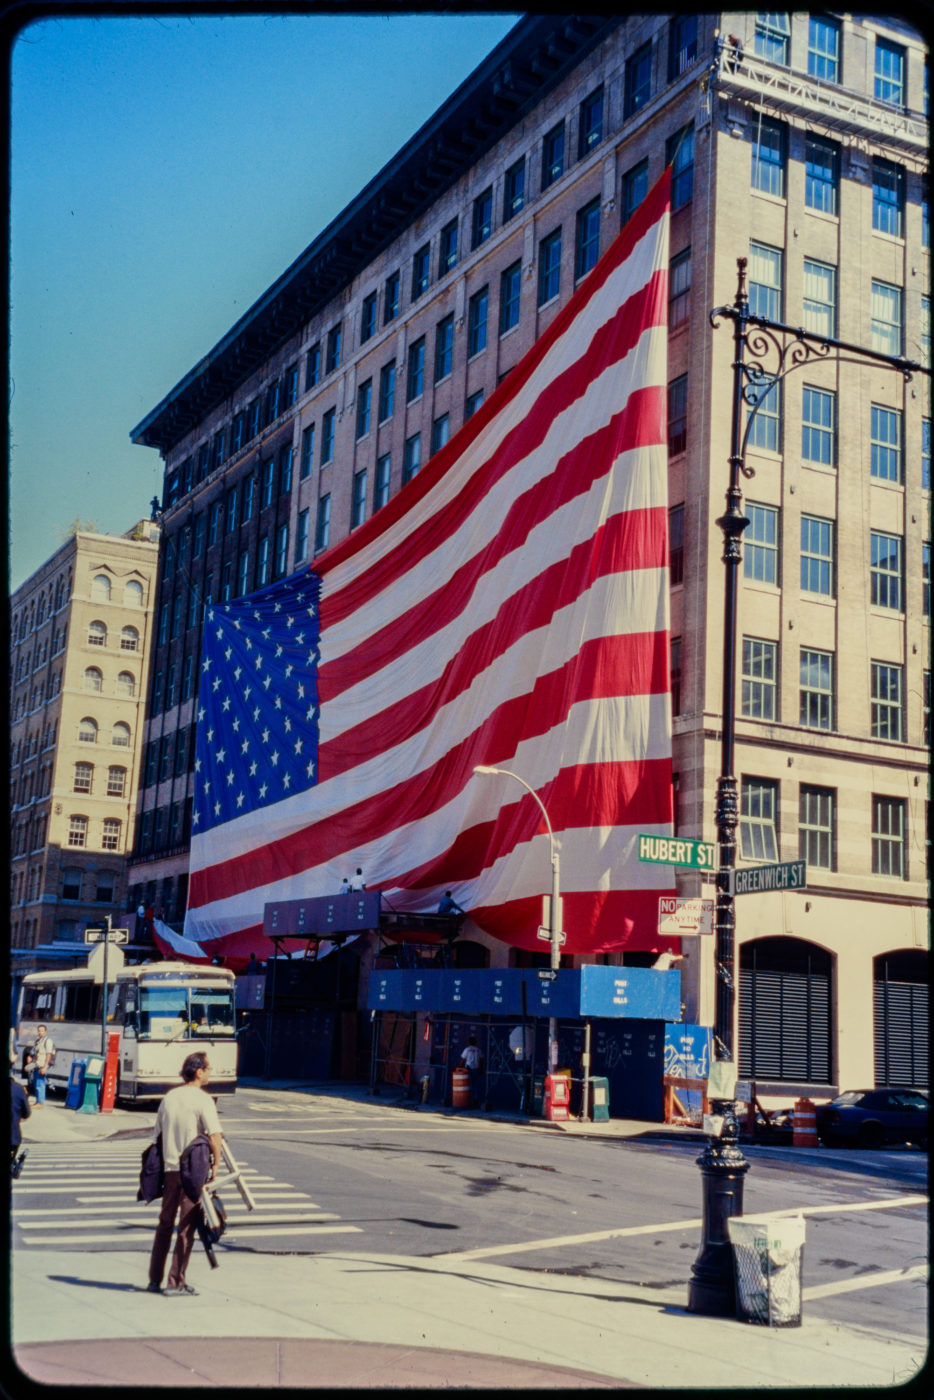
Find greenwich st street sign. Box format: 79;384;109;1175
729;860;807;896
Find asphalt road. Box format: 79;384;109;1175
12;1087;928;1341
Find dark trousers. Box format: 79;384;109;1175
149;1170;199;1288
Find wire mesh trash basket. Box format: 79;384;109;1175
726;1214;805;1327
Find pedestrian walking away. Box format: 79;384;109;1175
147;1051;223;1297
10;1068;31;1177
29;1024;55;1105
458;1036;483;1106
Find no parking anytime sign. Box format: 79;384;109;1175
658;896;714;935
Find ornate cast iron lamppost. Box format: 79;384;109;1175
688;258;926;1317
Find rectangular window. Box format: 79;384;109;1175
800;648;834;730
670;636;682;717
924;419;932;491
402;433;421;484
384;270;400;325
278;446;293;496
465;388;484;420
538;229;562;306
667;124;694;208
871;531;903;610
669;504;684;584
237;550;250;597
808;15;840;81
668;16;698;79
575;198;601;280
799;785;835;870
356;378;372;438
321;407;336;464
667;374;687;455
669;247;691;328
241;475;255;523
499;159;524;226
500;261;521;334
801;386;835;466
285;363;299;408
378;362;395;421
871;661;904;742
361;291;378;343
295;507;309;564
924;541;931;617
255;538;269;588
431;414;450;454
870;404;902;482
439;219;458;273
192;512;204;558
803;259;836;338
306;342;321;390
374;453;391;511
740;778;779;862
222;561;232;602
805;134;839;215
749;241;783;321
212;430;225;469
875;38;904;105
266;379;281;424
209;500;222;546
755;12;790;63
261;457;275;508
752;116;786;197
873;158;905;237
467;286;489;357
800;514;834;594
625;42;652;117
351;469;367;530
871;280;903;356
411;244;430;299
407;337;425;401
924;670;931;747
747;375;781;452
622;158;648;223
745;503;779;585
742;637;778;720
68;815;88;849
472;188;492;249
300;423;315;479
325;324;341;374
314;496;330;554
274;523;288;578
579;85;604;156
542;122;565;189
872;795;906;878
435;315;454;381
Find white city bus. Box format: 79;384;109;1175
16;961;238;1101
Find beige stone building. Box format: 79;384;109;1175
10;523;160;958
128;13;928;1097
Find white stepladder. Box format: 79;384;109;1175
197;1139;255;1267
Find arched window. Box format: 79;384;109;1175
125;580;144;607
739;937;833;1084
102;817;122;851
107;765;126;797
88;620;107;647
68;814;89;848
91;574;111;602
116;671;136;697
874;951;928;1089
120;625;139;651
111;721;131;748
78;717;98;744
83;667;103;693
74;761;93;793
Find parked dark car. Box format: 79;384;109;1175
816;1089;928;1149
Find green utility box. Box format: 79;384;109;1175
589;1076;610;1121
77;1054;104;1113
531;1075;545;1118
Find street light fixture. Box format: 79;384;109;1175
473;764;562;1069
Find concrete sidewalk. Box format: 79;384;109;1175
11;1088;927;1389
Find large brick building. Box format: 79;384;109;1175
128;13;928;1095
10;522;160;958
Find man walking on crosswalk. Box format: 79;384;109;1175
147;1051;223;1297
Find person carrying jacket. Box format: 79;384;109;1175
29;1025;55;1105
146;1050;222;1297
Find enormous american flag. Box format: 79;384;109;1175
181;171;677;960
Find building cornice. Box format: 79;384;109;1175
130;13;623;456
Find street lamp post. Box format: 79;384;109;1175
474;765;561;1069
688;258;927;1317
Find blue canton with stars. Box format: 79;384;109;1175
191;572;321;837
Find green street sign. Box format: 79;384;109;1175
637;834;717;870
729;861;807;896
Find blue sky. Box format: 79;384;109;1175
9;11;520;589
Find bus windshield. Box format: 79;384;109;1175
138;984;235;1039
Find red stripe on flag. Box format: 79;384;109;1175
470;889;679;955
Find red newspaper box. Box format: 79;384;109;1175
100;1031;121;1114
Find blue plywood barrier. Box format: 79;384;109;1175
367;966;681;1019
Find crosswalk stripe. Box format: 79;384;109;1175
18;1211;341;1229
20;1224;362;1246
